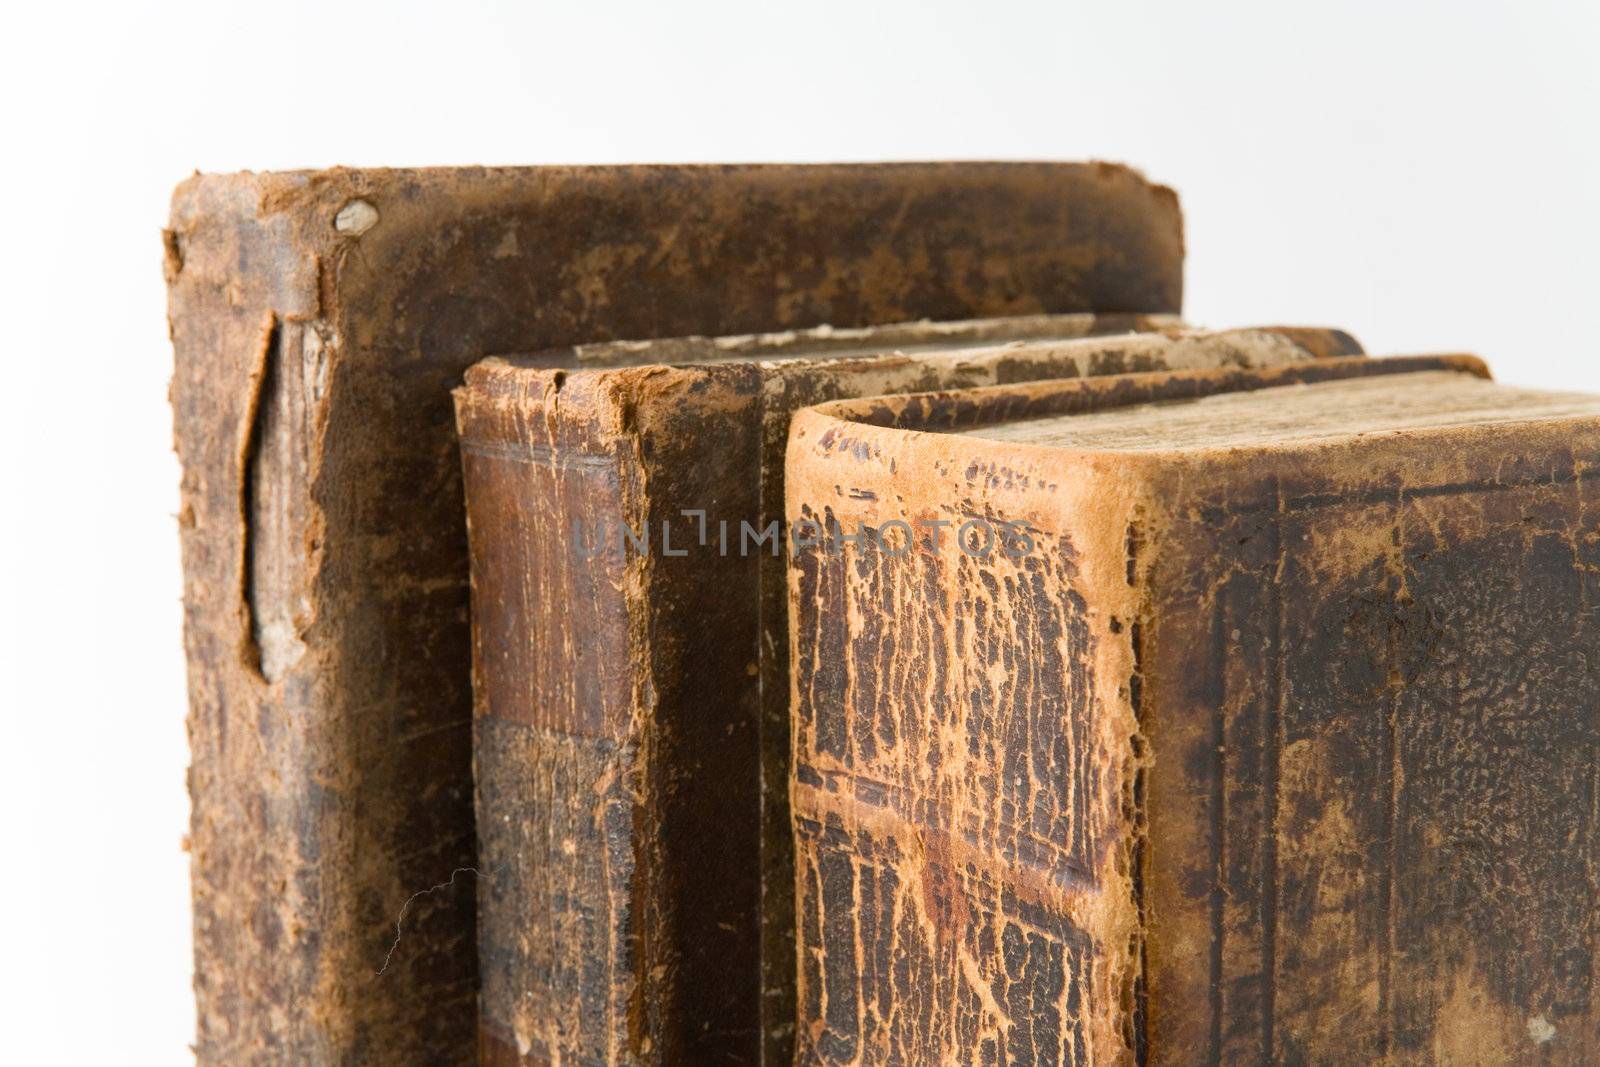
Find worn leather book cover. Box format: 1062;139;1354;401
164;161;1185;1065
455;323;1361;1067
787;355;1600;1065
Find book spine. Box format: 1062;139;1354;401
786;410;1147;1066
459;365;767;1067
458;371;651;1066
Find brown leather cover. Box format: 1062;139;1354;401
165;162;1184;1066
788;354;1600;1065
455;325;1360;1067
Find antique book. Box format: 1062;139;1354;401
166;161;1186;1066
787;354;1600;1065
456;323;1362;1066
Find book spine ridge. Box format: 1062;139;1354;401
459;379;651;1067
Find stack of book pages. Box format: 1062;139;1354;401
168;163;1597;1067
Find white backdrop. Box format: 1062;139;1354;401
2;1;1596;1061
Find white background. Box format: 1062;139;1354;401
2;1;1596;1061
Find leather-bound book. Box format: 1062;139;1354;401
165;161;1185;1066
787;354;1600;1065
454;322;1362;1067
